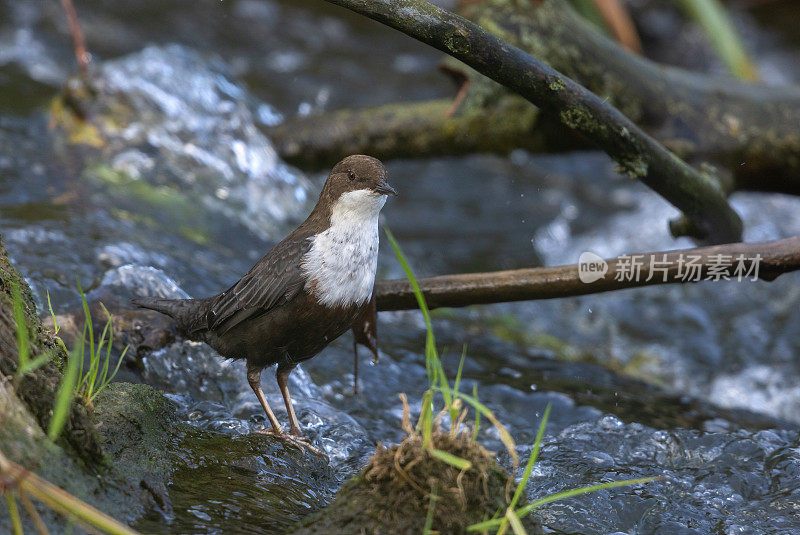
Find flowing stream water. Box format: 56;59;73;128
2;0;800;533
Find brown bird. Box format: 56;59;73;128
133;155;396;448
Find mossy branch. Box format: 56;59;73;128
320;0;742;243
374;236;800;310
271;1;800;197
267;98;573;170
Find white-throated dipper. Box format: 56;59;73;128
133;155;396;448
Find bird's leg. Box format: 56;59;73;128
274;366;326;457
248;365;325;457
246;364;284;435
276;367;303;438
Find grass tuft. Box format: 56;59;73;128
45;281;129;405
385;227;661;534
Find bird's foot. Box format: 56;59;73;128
255;427;285;438
289;428;310;442
256;427;326;457
286;434;326;457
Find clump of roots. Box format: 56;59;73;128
359;430;509;533
291;397;540;535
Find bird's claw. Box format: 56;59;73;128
256;428;326;457
289;429;311;443
255;427;284;438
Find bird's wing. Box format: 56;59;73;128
204;237;312;334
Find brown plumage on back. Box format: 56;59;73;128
133;155;396;449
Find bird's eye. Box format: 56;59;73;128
347;171;355;180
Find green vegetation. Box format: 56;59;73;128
11;283;54;379
47;283;128;405
3;281;137;535
385;227;661;534
677;0;759;81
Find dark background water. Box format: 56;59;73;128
2;0;800;533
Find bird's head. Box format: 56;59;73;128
329;154;397;197
313;155;397;221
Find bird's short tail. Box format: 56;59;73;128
131;297;182;317
132;296;208;334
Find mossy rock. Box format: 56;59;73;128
91;382;182;518
0;231;104;463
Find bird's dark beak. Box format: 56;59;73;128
375;178;397;196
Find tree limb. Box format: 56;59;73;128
457;0;799;195
321;0;743;243
267;97;576;169
374;236;800;311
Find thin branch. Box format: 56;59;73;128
321;0;742;243
60;0;90;77
592;0;642;53
374;236;800;311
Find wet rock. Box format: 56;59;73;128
91;382;181;519
137;430;335;533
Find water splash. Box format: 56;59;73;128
89;44;312;239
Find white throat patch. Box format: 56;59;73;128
301;189;386;308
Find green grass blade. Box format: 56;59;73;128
11;282;30;374
18;349;55;375
677;0;758;80
511;404;551;509
419;390;434;446
47;290;70;354
433;350;452;409
453;345;467;396
423;485;438;535
468;518;500;532
469;476;661;531
93;345;127;402
449;346;468;433
48;328;84;441
77;279;94;384
97;309;114;393
385;227;459;415
385;226;442;393
85;320;110;400
384;226;433;335
498;404;551;534
518;476;661;515
47;290;60;335
505;507;527;535
6;491;23;535
434;387;517;467
430;448;472;471
472;384;481;441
